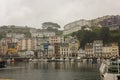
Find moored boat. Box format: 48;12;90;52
100;58;120;80
0;58;6;68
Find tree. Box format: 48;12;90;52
42;22;60;30
0;25;8;29
100;27;111;43
80;30;96;48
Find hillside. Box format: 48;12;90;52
71;27;120;53
0;25;63;39
0;25;34;39
64;15;120;30
91;15;120;29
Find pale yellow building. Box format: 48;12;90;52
111;43;119;57
60;43;70;58
85;43;93;57
47;45;54;58
102;43;119;57
7;43;18;54
0;39;8;55
102;45;112;57
69;39;79;57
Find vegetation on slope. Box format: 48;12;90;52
71;27;120;49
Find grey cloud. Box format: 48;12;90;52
0;0;120;29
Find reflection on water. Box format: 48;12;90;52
0;62;100;80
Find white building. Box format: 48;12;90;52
63;20;90;35
6;33;25;39
78;48;86;58
49;36;64;44
31;29;55;38
93;40;103;57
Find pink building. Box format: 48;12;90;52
18;38;37;51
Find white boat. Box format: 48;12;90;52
65;58;69;62
60;58;64;61
70;59;74;62
97;58;101;63
100;58;120;80
39;59;48;62
82;59;87;63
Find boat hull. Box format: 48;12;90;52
101;73;120;80
100;58;120;80
0;61;6;68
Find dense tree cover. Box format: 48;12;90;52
71;27;120;49
46;27;58;32
0;34;3;40
0;30;31;39
42;22;60;29
0;31;6;40
42;22;62;36
56;31;63;36
23;32;31;38
100;27;111;44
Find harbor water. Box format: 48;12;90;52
0;62;100;80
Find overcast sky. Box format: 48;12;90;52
0;0;120;29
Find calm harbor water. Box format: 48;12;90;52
0;62;100;80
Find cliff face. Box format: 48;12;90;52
65;15;120;30
91;15;120;28
99;16;120;27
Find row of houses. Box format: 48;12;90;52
0;32;119;58
30;29;56;38
78;40;119;58
0;32;80;58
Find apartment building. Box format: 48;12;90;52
6;33;25;39
18;38;37;51
0;38;19;55
0;38;8;55
36;37;48;50
102;43;119;57
69;38;79;57
85;43;93;57
59;43;70;58
102;45;112;57
47;45;54;58
31;29;55;38
93;40;103;57
54;43;61;58
111;43;119;56
78;48;86;58
49;36;64;44
7;43;18;54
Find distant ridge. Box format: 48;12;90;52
64;15;120;28
90;15;120;28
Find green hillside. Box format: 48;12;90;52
71;27;120;49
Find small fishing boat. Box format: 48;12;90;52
0;58;6;68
